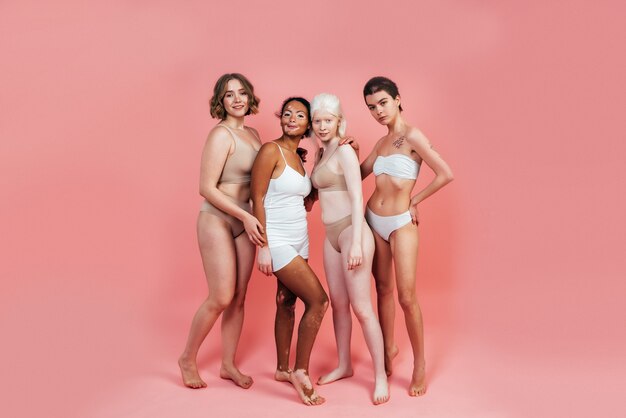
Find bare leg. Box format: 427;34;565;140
179;213;237;389
342;223;389;404
275;256;328;406
274;280;296;382
317;239;354;385
390;223;426;396
219;232;255;389
371;229;398;376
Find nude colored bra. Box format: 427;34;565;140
218;124;260;184
310;147;348;192
373;154;420;180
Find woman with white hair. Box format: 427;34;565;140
310;93;389;405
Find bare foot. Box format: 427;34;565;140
385;345;399;376
274;368;291;382
317;365;353;385
372;375;390;405
409;364;426;396
290;369;325;406
220;364;253;389
178;356;207;389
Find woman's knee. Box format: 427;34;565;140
321;291;330;312
375;279;394;298
307;290;329;314
230;288;247;310
206;292;234;313
397;290;418;312
352;302;376;323
330;297;350;315
276;290;297;311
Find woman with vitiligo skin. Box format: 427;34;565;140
250;97;329;406
178;73;265;389
309;93;389;405
360;76;454;396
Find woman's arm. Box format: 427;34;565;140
304;147;323;212
200;126;250;219
359;137;382;180
406;128;454;221
250;142;279;275
200;126;265;245
338;145;364;270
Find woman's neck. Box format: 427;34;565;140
221;115;245;130
321;136;340;151
278;135;301;151
386;114;407;135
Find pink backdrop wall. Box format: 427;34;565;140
1;1;624;417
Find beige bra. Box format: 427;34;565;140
311;147;348;192
218;124;260;184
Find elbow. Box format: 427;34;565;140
442;170;454;185
199;186;212;200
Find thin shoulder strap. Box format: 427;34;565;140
218;124;237;153
273;142;287;162
317;145;339;169
245;126;260;141
326;145;341;162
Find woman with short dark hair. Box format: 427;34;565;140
361;76;454;396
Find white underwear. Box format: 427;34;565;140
269;240;309;272
365;208;412;242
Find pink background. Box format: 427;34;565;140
1;1;625;417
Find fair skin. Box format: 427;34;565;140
250;100;329;406
311;109;389;405
178;78;265;389
361;89;454;396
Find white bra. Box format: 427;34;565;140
373;154;420;180
265;143;311;209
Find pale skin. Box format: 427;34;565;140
360;89;454;396
178;79;265;389
311;109;390;405
250;100;329;406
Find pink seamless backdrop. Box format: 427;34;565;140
1;1;625;417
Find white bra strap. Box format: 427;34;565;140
274;142;287;163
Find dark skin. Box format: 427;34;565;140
250;100;328;406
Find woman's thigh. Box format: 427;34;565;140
274;256;326;306
197;212;237;298
389;223;419;295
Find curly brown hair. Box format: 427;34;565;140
209;73;260;120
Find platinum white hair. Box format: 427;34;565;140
310;93;347;137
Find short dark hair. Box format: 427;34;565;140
209;73;260;120
363;76;403;111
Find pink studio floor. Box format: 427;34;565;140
3;271;621;418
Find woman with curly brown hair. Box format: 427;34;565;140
178;73;265;390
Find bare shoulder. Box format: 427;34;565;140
405;126;431;149
207;124;232;145
337;142;358;160
257;141;280;157
373;135;387;150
